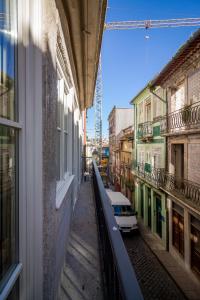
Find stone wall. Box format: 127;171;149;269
188;139;200;183
168;134;200;184
164;46;200;112
42;1;77;298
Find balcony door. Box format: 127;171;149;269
171;83;185;112
145;101;151;122
174;144;184;186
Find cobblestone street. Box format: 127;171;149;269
123;233;187;300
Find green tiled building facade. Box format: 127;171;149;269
131;85;167;248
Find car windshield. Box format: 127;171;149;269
112;205;135;216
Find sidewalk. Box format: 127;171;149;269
139;221;200;300
58;182;103;300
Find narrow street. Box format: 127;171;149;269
123;233;187;300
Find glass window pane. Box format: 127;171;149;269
0;125;18;288
0;1;17;121
64;133;67;173
57;81;61;128
56;129;60;181
64;97;68;131
72;111;74;173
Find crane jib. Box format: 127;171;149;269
105;18;200;30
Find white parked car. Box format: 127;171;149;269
106;189;138;233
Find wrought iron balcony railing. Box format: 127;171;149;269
160;116;167;134
132;160;165;187
138;121;153;139
120;161;131;170
160;101;200;134
92;160;143;300
131;159;200;208
161;173;200;208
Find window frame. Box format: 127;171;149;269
145;98;151;122
187;68;200;105
56;58;74;209
0;0;23;298
170;82;185;112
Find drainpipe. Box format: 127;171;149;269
148;83;168;171
149;85;166;104
133;103;137;163
164;88;169;251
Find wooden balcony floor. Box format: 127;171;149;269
58;181;103;300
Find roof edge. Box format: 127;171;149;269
129;83;150;105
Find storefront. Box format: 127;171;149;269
172;204;184;257
168;197;200;282
147;187;151;228
191;216;200;277
135;180;167;248
140;183;144;218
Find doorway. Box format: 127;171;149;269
174;144;184;185
155;194;162;238
147;187;151;228
172;209;184;257
140;184;144;218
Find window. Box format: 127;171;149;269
112;205;135;216
64;92;68;174
76;121;80;178
146;150;151;164
145;100;151;122
138;102;143;124
188;70;200;104
0;1;17;121
153;88;163;119
191;216;200;276
0;126;18;285
71;109;74;174
152;147;162;168
56;74;70;182
171;83;185;112
0;0;19;294
56;78;63;180
138;150;145;163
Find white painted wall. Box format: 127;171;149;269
115;109;134;136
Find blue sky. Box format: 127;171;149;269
87;0;200;138
0;2;15;79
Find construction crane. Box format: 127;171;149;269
94;17;200;161
94;55;103;162
105;17;200;30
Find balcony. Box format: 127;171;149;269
160;101;200;135
132;160;165;188
161;173;200;209
80;158;143;299
138;122;153;141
